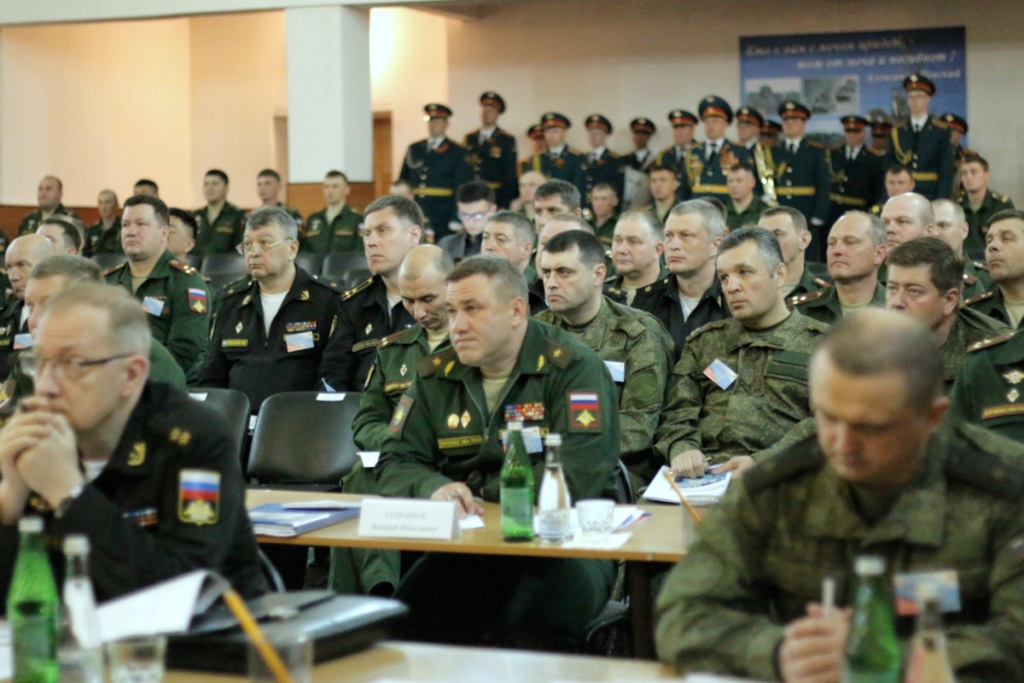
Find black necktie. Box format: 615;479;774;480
789;142;796;155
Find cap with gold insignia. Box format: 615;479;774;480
942;113;968;134
541;112;571;130
779;100;811;120
668;109;698;127
527;123;544;140
586;114;613;135
630;117;656;135
903;73;936;96
841;115;870;132
869;118;892;135
736;107;764;128
479;91;506;113
762;119;782;135
698;96;734;124
423;103;453;120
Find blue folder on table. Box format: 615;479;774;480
248;502;360;537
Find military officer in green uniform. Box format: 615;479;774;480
725;163;772;231
535;230;673;492
17;175;77;238
934;198;991;299
85;190;123;256
646;163;680;224
524;112;588;202
583;115;624;204
958;155;1014;252
885;73;955;200
377;255;620;650
329;245;453;597
654;228;830;479
464;92;518;209
254;169;303;228
301;170;365;254
687;96;750;204
966;209;1024;330
589;183;620;247
192;169;247;257
948;329;1024;442
607;210;667;304
0;235;56;379
791;211;887;323
828;115;885;226
399;103;473;242
656;109;698;202
105;195;210;380
319;195;421;392
656;308;1024;682
773;100;832;260
758;206;828;302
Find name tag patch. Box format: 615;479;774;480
222;339;249;348
178;469;220;526
284;331;315;353
438;435;484;450
982;404;1024;420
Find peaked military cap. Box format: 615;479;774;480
736;107;764;128
942;113;968;134
903;73;936;96
841;115;870;132
424;103;453;119
779;100;811;120
541;112;571;129
762;119;783;134
479;91;505;113
630;117;656;135
698;96;734;124
668;109;698;127
586;114;613;134
527;123;544;140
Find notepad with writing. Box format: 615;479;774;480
248;503;360;537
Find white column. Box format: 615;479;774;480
286;6;371;183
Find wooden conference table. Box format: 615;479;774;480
246;489;688;660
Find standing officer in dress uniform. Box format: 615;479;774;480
463;92;518;209
621;117;658;208
301;171;365;254
687;96;750;204
583;115;624;205
735;107;764;154
773;100;832;261
399;103;473;242
657;110;699;203
828;115;885;226
525;112;588;202
518;124;547;177
192;170;247;258
197;206;341;412
885;74;955;200
868;117;892;156
760;119;782;149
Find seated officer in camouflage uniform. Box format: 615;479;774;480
607;210;667;305
535;230;673;493
656;309;1024;682
654;227;830;479
933;198;990;299
0;284;266;609
197;206;341;412
792;211;887;324
967;209;1024;330
301;170;364;254
105;195;210;380
377;256;620;650
329;245;453;597
885;237;1008;395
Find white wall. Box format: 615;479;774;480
446;0;1024;200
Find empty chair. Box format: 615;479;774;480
188;388;251;466
321;250;368;281
334;268;372;290
247;391;361;489
91;253;128;271
294;252;324;277
200;253;247;279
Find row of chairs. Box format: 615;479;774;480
92;251;371;292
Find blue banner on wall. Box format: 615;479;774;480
740;27;966;144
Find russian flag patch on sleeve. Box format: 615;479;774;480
568;391;602;432
178;469;220;525
188;288;208;314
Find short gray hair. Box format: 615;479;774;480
447;255;528;305
41;282;151;356
246;205;298;241
30;255;102;283
838;211;886;247
616;210;664;241
669;199;726;240
718;226;783;274
932;198;966;225
486;210;535;246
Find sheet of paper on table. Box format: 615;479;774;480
95;569;225;642
643;466;731;505
0;620;10;681
459;514;485;530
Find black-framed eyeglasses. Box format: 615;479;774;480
21;353;135;382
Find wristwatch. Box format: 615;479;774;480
54;484;85;519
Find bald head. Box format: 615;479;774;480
399;244;454;281
538;214;595;252
6;235;56;299
399;245;453;333
881;192;936;251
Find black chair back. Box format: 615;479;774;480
91;253;128;271
200;253;247;278
189;389;251;465
295;252;324;277
321;250;368;281
247;391;361;488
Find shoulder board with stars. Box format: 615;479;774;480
378;330;408;349
974;261;989;272
418;347;458;377
544;337;574;369
104;262;128;276
169;259;199;276
309;273;342;293
932;117;949;129
812;277;831;288
963;272;978;286
341;276;374;301
967;332;1014;353
220;278;254;299
807;140;824;148
965;290;996;306
787;288;829;307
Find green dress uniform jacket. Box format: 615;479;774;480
196;267;341;411
399;137;473;241
318;275;415;392
885;118;955;200
105;250;211;379
790;282;886;324
525;147;589;203
192;202;247;257
0;297;25;380
784;266;832;302
827;146;885;226
687;141;750;202
959;189;1015;252
376;319;621;504
655;423;1024;683
17;204;76;237
464;127;519;208
84;216;123;256
948;329;1024;442
0;382;268;613
967;286;1023;330
726;195;773;231
941;307;1011;395
300;204;364;254
654;311;830;466
591;214;618;248
631;275;731;359
535;297;674;491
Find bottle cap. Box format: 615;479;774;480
546;433;562;447
508;421;524;431
64;534;90;555
854;555;885;576
18;516;43;533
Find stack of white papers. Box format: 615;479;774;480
644;466;731;505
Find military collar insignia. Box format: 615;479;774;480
400;364;408;376
127;441;146;466
1004;370;1024;385
365;323;373;335
1009;389;1020;403
447;413;459;429
236;322;243;334
300;290;310;301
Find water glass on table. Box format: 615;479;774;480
248;632;313;683
107;635;166;683
576;499;615;540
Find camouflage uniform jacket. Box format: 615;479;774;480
654;311;830;465
655;422;1024;682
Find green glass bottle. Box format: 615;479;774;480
500;421;534;542
842;555;901;683
8;516;59;683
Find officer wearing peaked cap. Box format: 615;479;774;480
525;112;588;202
885;74;955;200
735;107;764;153
399;103;473;242
772;100;832;260
868;116;892;156
686;96;751;204
657;109;699;202
760;119;782;148
583;114;624;204
518;124;547;176
464;92;519;209
828;115;885;226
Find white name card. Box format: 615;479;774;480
358;498;460;540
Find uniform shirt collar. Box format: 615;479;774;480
479;126;496;139
549;144;566;156
911;114;929;129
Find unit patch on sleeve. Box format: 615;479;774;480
567;391;602;432
188;288;208;314
390;395;414;437
178;469;221;525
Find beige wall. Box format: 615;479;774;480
446;0;1024;201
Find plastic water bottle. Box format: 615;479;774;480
57;535;103;683
537;433;573;543
8;516;59;683
500;421;534;541
842;555;900;683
